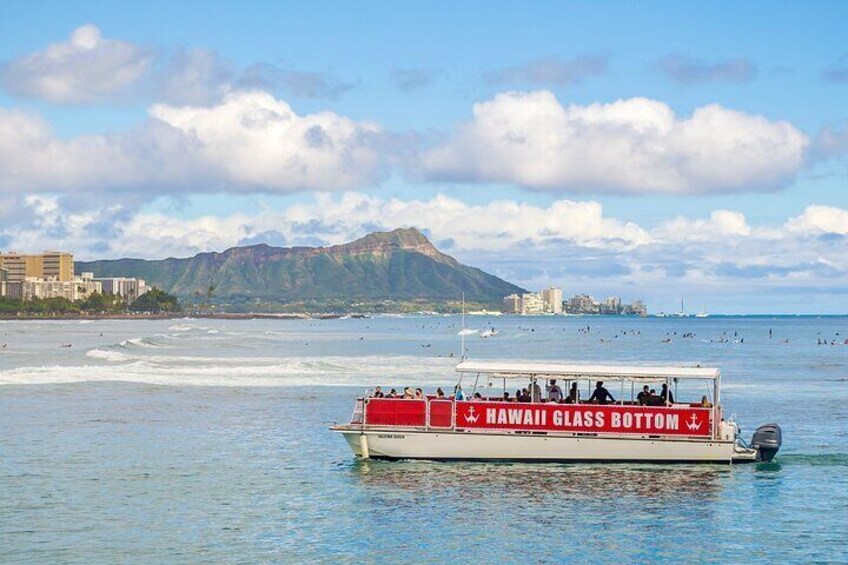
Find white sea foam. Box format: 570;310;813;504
86;349;131;362
0;355;456;387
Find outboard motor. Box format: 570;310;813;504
751;424;782;462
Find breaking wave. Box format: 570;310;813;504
0;355;456;387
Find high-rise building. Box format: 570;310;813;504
521;292;545;315
0;252;74;282
97;277;149;303
541;287;563;314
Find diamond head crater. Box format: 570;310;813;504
75;228;525;313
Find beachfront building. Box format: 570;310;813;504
18;273;102;301
520;292;545;315
502;293;521;314
599;297;622;315
541;287;563;314
0;251;74;283
567;294;597;314
97;277;149;303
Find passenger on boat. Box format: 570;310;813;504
436;387;446;398
473;392;483;400
503;391;511;402
388;388;398;398
636;385;650;405
546;379;563;403
414;388;424;399
531;381;542;402
589;381;615;405
700;395;712;407
403;387;415;399
454;385;465;401
564;383;579;404
661;384;675;405
372;386;385;398
518;388;532;403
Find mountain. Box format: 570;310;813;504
76;228;525;307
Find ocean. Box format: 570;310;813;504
1;315;847;563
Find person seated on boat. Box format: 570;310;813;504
636;385;650;405
700;395;712;408
473;392;483;400
414;388;424;399
589;381;615;405
660;383;675;405
403;387;415;399
502;391;511;402
645;389;664;406
436;387;446;399
564;383;579;404
518;388;532;403
454;385;465;401
388;388;398;398
546;379;563;403
372;386;385;398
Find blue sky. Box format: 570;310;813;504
0;1;846;313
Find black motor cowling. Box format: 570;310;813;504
751;423;782;462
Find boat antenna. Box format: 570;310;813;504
461;292;466;360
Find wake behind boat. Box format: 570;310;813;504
331;361;782;464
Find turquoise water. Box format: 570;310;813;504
1;316;847;563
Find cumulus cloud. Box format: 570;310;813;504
0;91;384;193
785;205;848;235
485;55;608;87
658;55;757;85
0;24;153;104
422;91;809;194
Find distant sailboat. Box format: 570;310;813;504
673;298;688;317
696;305;709;318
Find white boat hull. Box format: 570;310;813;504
332;427;759;464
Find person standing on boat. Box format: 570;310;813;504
589;381;615;405
546;379;563;403
565;383;579;404
661;383;674;405
530;380;542;403
454;385;465;401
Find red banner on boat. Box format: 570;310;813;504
454;402;712;436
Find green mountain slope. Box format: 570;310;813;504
76;228;525;306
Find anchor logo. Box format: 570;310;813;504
464;406;480;424
686;413;702;431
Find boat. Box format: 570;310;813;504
695;305;709;318
330;361;782;463
479;327;499;338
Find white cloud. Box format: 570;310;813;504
423;91;810;194
785;205;848;235
0;24;153;104
150;91;383;190
654;210;757;242
0;90;384;193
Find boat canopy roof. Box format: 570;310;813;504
455;361;720;381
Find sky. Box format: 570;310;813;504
0;0;846;314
